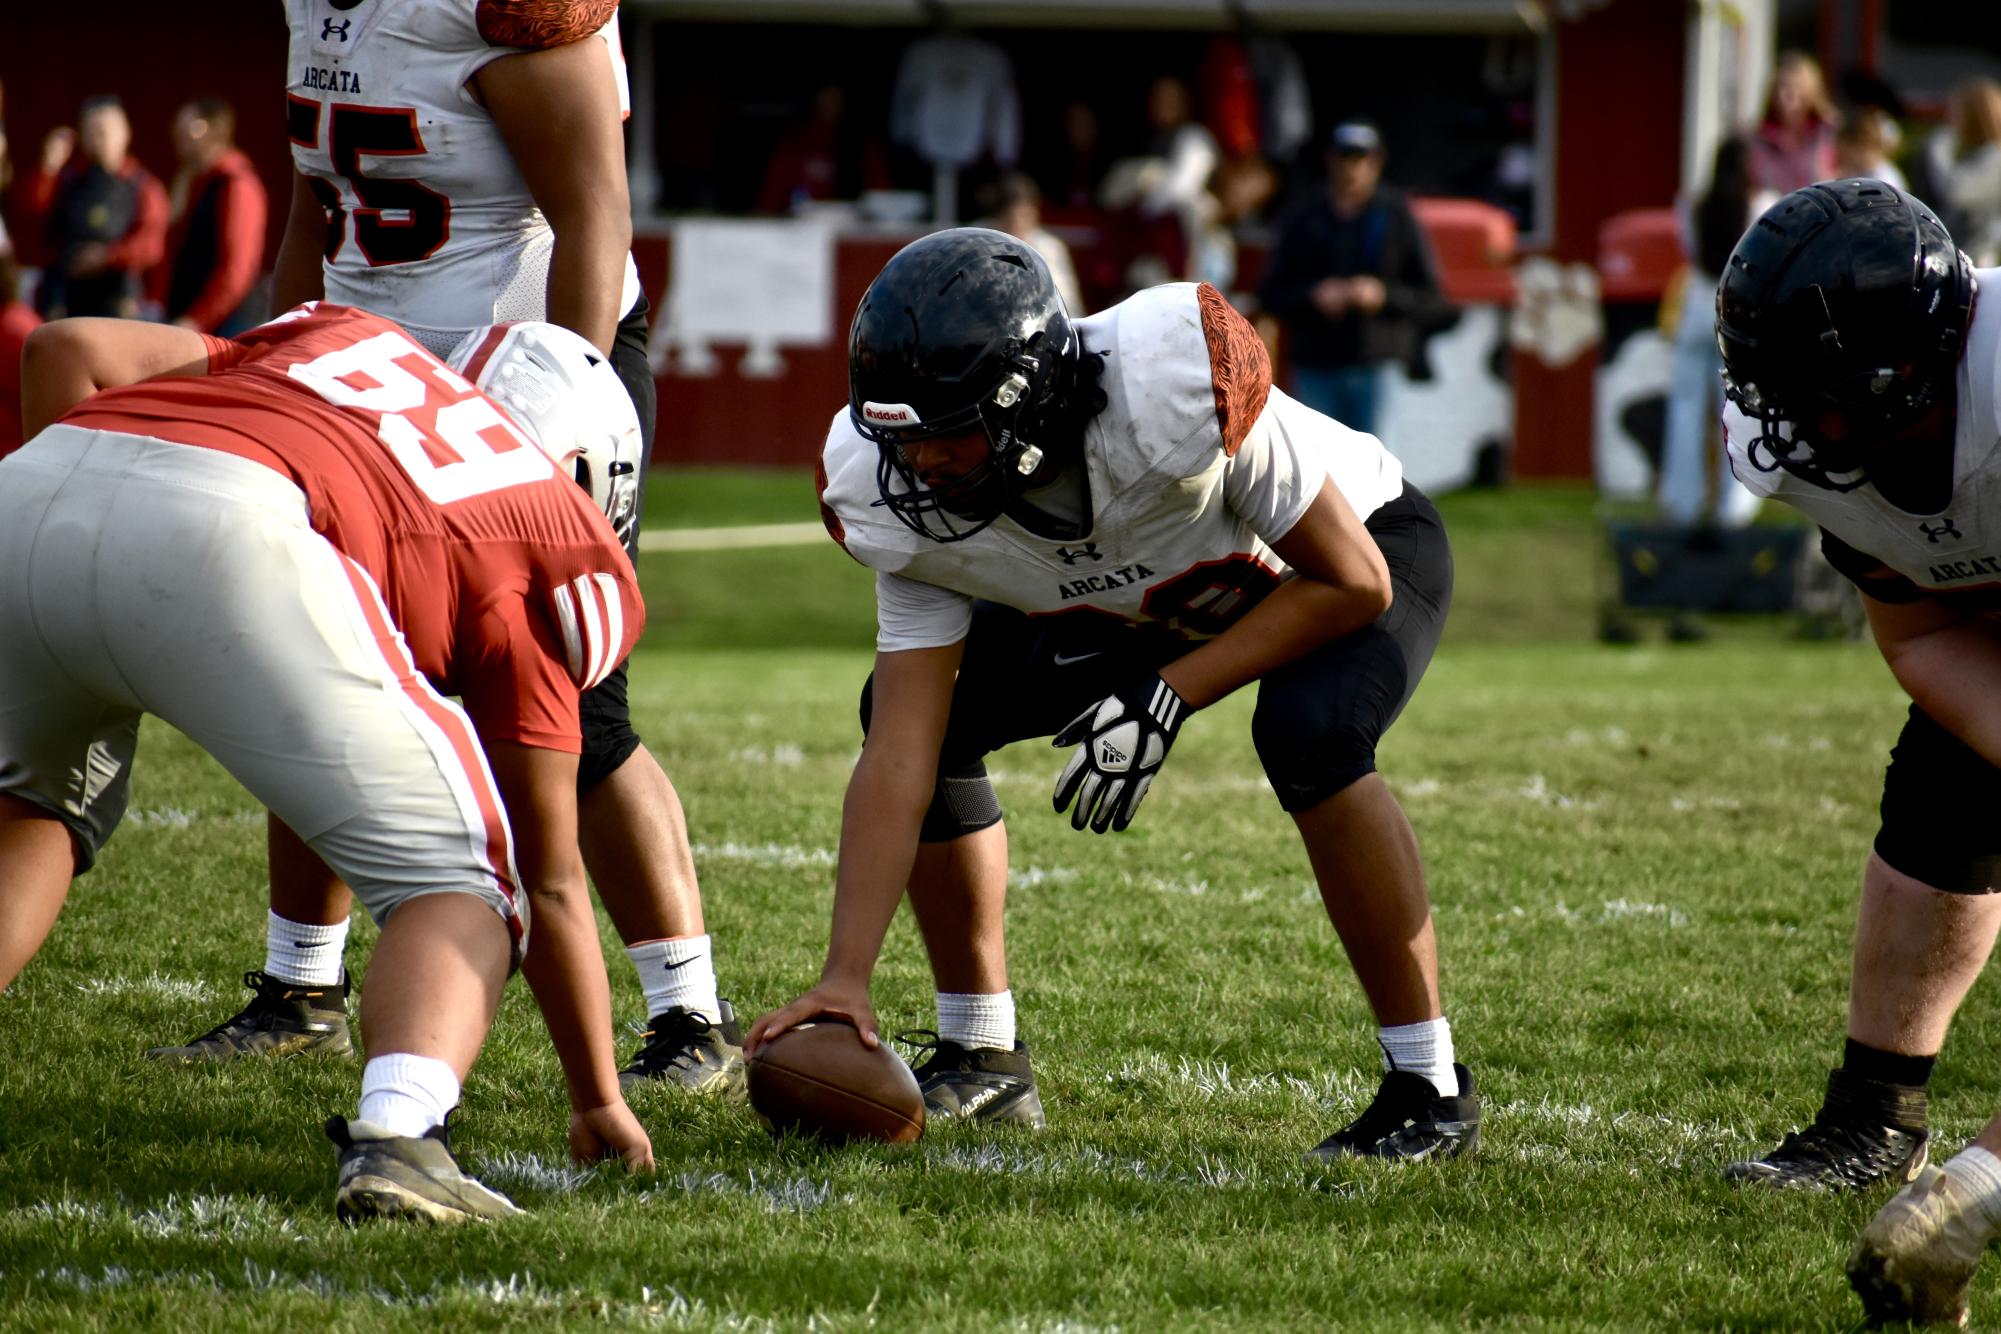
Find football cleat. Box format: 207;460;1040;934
144;970;352;1062
326;1116;521;1224
1307;1064;1481;1162
618;1000;746;1093
903;1033;1046;1127
1848;1163;1995;1327
1724;1069;1929;1190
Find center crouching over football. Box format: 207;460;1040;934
8;2;2001;1329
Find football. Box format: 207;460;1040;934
746;1019;926;1145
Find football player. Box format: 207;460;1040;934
1712;179;2001;1324
1;305;656;1220
747;229;1479;1161
147;0;741;1092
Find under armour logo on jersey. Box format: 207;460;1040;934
321;17;351;40
1056;543;1103;565
1919;518;1962;543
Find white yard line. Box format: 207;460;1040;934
638;522;827;553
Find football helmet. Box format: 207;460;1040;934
849;227;1078;542
1716;179;1974;492
448;321;641;536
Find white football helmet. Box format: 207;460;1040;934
447;321;642;539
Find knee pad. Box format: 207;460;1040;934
577;662;641;796
919;763;1003;843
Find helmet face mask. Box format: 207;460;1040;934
1720;365;1880;492
1716;179;1974;494
848;228;1077;543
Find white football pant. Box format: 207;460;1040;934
0;427;526;955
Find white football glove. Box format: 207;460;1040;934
1051;675;1190;834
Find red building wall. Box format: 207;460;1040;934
1514;0;1686;479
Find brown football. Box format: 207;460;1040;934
746;1019;926;1145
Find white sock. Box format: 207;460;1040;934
358;1053;460;1139
626;935;719;1023
936;990;1015;1050
1378;1017;1457;1099
1942;1146;2001;1230
264;911;347;987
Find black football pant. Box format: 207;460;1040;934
577;293;658;794
861;481;1453;823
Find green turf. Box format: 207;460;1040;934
2;476;1969;1330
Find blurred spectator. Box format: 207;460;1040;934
1747;52;1838;195
1043;100;1106;222
153;99;267;334
1659;136;1766;532
756;83;889;216
985;173;1083;312
20;97;166;319
1923;79;2001;267
1194;153;1277;294
1099;77;1220;288
1835;106;1907;191
0;252;41;455
1259;120;1448;438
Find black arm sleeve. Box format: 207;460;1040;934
1820;527;1929;603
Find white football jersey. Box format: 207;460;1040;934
1723;267;2001;603
284;0;642;354
818;282;1406;652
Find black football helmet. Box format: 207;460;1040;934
1716;178;1974;492
849;227;1078;541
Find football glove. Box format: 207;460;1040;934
1051;674;1190;834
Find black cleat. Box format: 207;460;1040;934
326;1115;520;1224
1724;1069;1929;1191
145;970;352;1062
903;1032;1046;1127
1308;1064;1481;1162
618;1000;746;1093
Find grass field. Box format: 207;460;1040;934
3;471;1985;1330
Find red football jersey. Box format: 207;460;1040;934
61;303;642;752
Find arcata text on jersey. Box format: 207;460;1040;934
1057;564;1155;601
301;65;363;94
1928;556;2001;585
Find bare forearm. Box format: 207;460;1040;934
821;748;933;986
271;173;328;314
1161;575;1388;709
270;228;325;314
519;875;621;1109
543;207;629;356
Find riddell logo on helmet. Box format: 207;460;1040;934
862;402;921;426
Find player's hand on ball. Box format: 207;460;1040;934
747;981;880;1056
1052;674;1189;833
567;1099;654;1173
